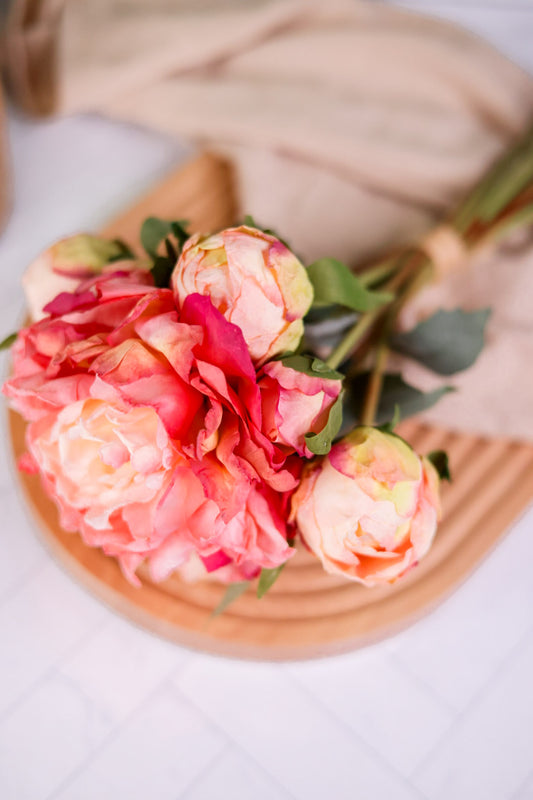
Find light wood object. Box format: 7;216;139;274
8;153;533;660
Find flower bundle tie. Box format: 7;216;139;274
420;225;469;279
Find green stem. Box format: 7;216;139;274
325;310;378;370
360;336;389;426
327;129;533;396
325;251;423;371
453;127;533;234
358;260;398;288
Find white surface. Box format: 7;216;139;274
1;4;533;798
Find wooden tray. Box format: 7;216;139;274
9;153;533;660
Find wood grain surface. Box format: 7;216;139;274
9;152;533;660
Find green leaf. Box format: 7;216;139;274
241;215;290;248
107;239;135;262
257;564;286;599
390;308;491;375
304;391;344;455
279;354;344;382
377;404;401;434
164;237;178;263
307;258;393;312
140;217;189;257
170;220;190;248
427;450;451;482
211;581;250;617
346;373;454;425
141;217;173;257
0;332;17;350
150;255;175;288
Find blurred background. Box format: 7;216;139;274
1;2;532;799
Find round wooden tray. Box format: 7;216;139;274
8;154;533;659
9;408;533;660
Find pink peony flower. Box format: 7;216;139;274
5;269;329;505
149;482;294;584
171;225;313;364
21;234;142;321
291;427;441;586
5;267;156;422
25;395;293;584
5;267;335;584
26;396;207;583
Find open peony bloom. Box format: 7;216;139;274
291;427;441;586
22;234;139;322
150;483;294;585
25;397;208;582
4;267;338;585
24;397;293;584
171;225;313;364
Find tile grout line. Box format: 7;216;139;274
407;621;533;782
45;655;195;800
510;765;533;800
0;557;46;608
167;672;299;800
386;648;462;716
282;667;429;800
0;611;108;726
176;741;232;800
386;650;459;715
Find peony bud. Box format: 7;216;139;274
171;225;313;364
291;426;441;586
22;234;130;321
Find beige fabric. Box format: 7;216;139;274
0;85;11;232
4;0;533;439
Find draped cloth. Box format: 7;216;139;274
3;0;533;439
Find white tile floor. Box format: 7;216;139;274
1;4;533;799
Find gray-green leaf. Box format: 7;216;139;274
107;239;135;262
307;258;393;312
0;332;17;350
390;308;491;375
242;215;290;247
212;581;250;617
377;404;401;434
346;373;454;425
257;564;286;599
140;217;189;258
426;450;451;481
279;354;343;382
141;217;173;257
150;255;175;289
304;391;344;455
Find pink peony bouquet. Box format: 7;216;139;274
3;131;533;605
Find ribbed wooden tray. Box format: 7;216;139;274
9;153;533;660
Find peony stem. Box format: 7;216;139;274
357;260;398;288
360;331;390;427
359;259;433;425
327;129;533;407
325;252;423;371
325;309;379;370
